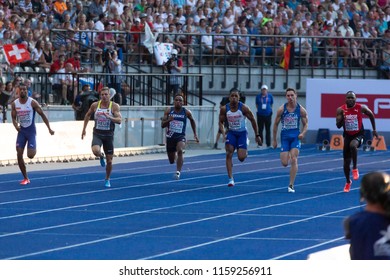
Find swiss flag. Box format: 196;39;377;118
2;44;31;64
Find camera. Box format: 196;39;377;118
164;56;177;73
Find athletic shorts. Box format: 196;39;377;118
92;133;114;155
343;133;364;159
166;136;186;153
16;129;36;150
280;134;301;152
226;130;248;150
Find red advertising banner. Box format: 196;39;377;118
321;93;390;119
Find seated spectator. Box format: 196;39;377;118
25;78;41;101
18;0;35;18
379;42;390;79
291;28;312;67
201;25;224;63
88;0;104;22
176;24;195;66
51;62;76;105
332;30;351;67
31;39;51;68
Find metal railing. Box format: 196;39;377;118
11;70;206;106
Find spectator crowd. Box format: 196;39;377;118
1;0;390;107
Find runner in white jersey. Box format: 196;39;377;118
11;83;55;185
82;87;122;188
219;88;262;187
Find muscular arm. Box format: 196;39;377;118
186;109;199;142
161;107;172;128
11;102;19;132
299;106;308;140
336;107;344;129
32;100;54;135
81;102;97;139
105;103;122;124
218;105;227;139
272;105;283;148
243;104;261;145
362;105;378;138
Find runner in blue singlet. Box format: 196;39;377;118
161;94;199;180
272;88;308;193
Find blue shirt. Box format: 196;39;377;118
347;211;390;260
256;93;273;117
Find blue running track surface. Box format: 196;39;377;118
1;145;389;260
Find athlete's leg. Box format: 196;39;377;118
105;154;113;180
279;151;290;167
26;148;37;159
176;141;186;172
91;145;104;158
344;157;352;182
289;148;300;186
225;144;235;179
237;148;248;162
167;151;176;164
350;139;360;169
343;137;352;182
16;147;28;179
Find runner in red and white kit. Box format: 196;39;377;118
11;83;55;185
336;91;378;192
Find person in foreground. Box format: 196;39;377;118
219;88;261;187
344;171;390;260
336;91;378;192
272;88;308;193
161;94;199;180
82;87;122;188
11;83;55;185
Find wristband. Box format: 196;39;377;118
256;134;260;137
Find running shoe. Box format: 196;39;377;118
352;169;359;180
174;171;180;180
100;153;106;168
228;178;235;187
288;185;295;193
344;181;352;192
20;179;30;185
104;179;111;188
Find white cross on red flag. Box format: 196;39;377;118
2;44;31;65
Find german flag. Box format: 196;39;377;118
280;43;292;70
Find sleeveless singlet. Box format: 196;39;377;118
166;107;187;139
226;102;246;132
341;103;364;136
14;97;36;132
94;101;115;136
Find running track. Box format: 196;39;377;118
1;145;389;260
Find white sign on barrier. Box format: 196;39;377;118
0;121;94;162
154;43;173;65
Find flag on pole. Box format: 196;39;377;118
280;43;292;71
2;44;31;64
143;23;158;54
